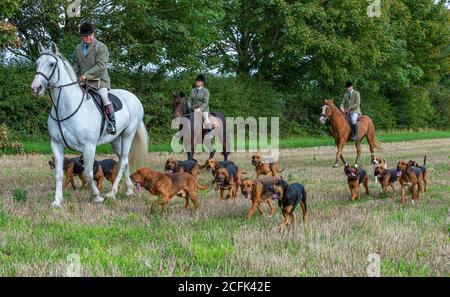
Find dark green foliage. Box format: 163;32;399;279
0;64;49;136
0;0;448;142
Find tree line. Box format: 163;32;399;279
1;0;449;141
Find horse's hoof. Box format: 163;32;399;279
92;196;104;203
106;191;116;199
51;201;62;208
355;163;359;168
332;163;339;168
126;189;134;196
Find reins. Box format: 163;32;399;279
37;52;91;150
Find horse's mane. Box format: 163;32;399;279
57;53;77;82
327;100;345;117
42;50;77;82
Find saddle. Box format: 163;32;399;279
88;90;123;136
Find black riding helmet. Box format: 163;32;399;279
80;22;95;36
195;74;206;83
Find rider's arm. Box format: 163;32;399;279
83;44;109;80
340;94;346;110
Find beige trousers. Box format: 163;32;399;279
93;88;111;106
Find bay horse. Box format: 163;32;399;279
31;42;148;207
319;99;380;167
171;92;230;161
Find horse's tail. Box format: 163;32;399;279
129;121;149;168
366;117;383;151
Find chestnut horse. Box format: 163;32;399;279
319;99;380;167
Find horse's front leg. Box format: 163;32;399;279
333;139;340;167
334;139;347;167
51;141;65;207
82;145;104;203
107;133;133;199
338;139;348;166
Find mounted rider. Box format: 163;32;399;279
188;74;211;132
340;81;361;141
73;22;116;135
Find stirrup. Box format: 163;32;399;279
107;123;116;135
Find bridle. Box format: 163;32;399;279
321;103;347;121
36;52;83;89
36;52;90;150
321;104;333;120
35;53;60;88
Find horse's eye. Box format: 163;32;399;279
49;63;55;67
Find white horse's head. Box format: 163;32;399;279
31;41;62;96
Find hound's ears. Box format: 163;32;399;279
179;91;185;98
38;41;45;54
171;91;178;97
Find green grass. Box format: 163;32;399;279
0;137;448;276
17;129;450;155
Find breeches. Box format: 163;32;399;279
348;112;359;125
93;88;111;105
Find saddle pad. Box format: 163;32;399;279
88;90;123;136
89;90;123;113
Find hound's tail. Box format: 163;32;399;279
423;155;427;166
129;121;149;169
276;168;285;173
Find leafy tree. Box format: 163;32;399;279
0;0;22;50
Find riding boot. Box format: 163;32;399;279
351;124;358;141
104;103;116;135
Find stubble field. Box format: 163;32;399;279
0;138;449;276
